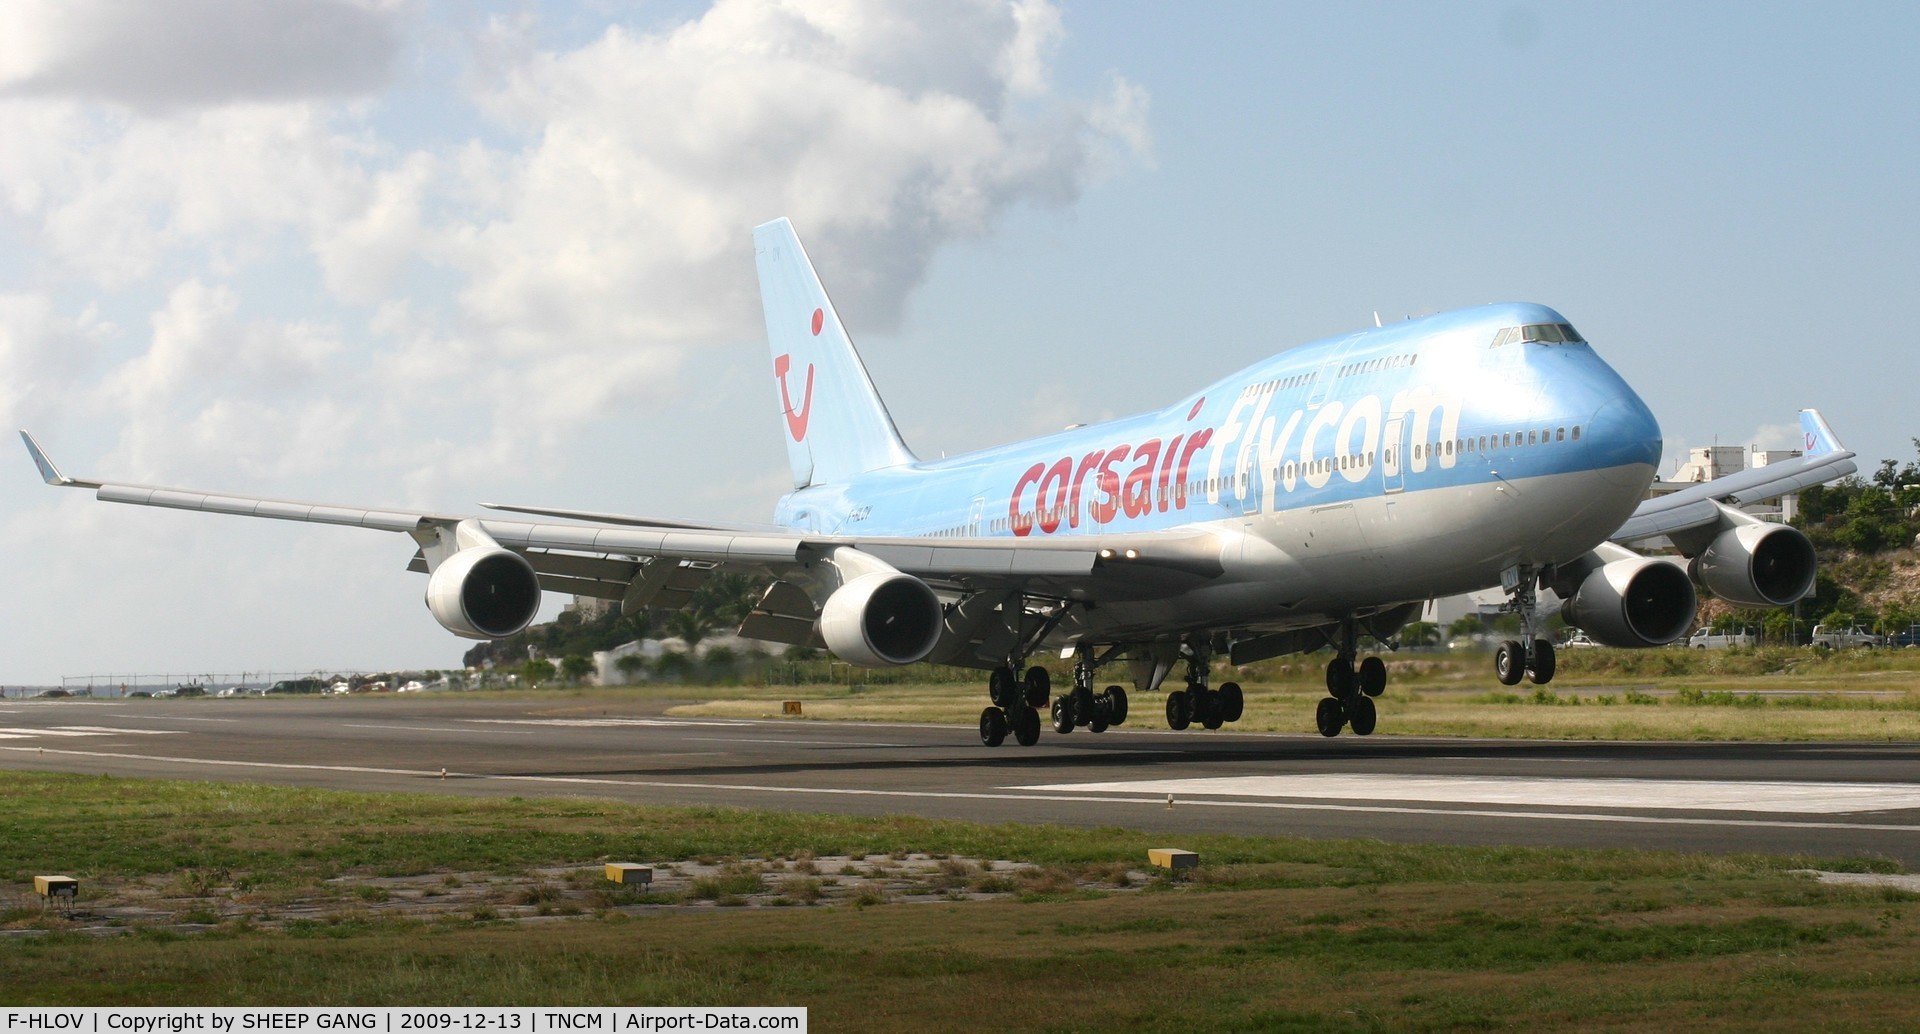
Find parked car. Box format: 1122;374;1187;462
1559;633;1600;649
1687;627;1757;650
1810;624;1882;649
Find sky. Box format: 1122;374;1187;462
1;0;1914;686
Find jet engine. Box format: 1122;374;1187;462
1559;556;1696;648
425;546;542;640
818;570;944;667
1690;522;1816;608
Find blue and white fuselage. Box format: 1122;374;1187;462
771;300;1660;643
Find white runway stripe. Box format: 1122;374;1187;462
1014;774;1920;815
51;726;181;736
461;718;753;728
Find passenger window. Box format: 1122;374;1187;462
1571;426;1581;441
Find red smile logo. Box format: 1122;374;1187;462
774;352;815;441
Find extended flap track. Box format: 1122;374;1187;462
408;550;721;612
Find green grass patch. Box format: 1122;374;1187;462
3;771;1919;1031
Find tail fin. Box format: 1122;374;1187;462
754;218;917;488
1798;409;1845;458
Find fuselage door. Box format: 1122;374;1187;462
1381;414;1408;494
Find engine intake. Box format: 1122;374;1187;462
1560;556;1696;648
818;571;943;667
426;547;541;640
1691;522;1816;607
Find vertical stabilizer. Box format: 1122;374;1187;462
754;218;917;488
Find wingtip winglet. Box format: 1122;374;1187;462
20;429;67;485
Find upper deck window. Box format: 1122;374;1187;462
1491;322;1586;347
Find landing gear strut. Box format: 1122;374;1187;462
1493;566;1557;688
1163;642;1244;732
1316;617;1383;737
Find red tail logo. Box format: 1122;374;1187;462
774;353;815;441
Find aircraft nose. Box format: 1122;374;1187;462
1584;393;1663;487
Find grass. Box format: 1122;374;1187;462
673;647;1920;740
4;771;1920;1029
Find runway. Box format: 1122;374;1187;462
4;695;1920;865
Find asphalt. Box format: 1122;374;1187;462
4;694;1920;865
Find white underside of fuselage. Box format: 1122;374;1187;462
1054;461;1654;645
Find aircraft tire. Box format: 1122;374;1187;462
1072;685;1097;727
1314;696;1345;737
1051;696;1074;734
1012;705;1041;746
1348;693;1377;736
1165;690;1191;731
1526;640;1557;685
1326;658;1355;698
1024;666;1052;708
1358;656;1387;697
979;707;1008;747
1106;685;1129;725
1218;681;1244;723
989;667;1017;710
1494;641;1526;686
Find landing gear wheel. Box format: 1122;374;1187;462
1050;696;1074;735
1217;681;1244;723
1358;656;1386;697
1105;686;1129;725
1526;639;1557;685
1088;698;1110;734
1347;694;1377;736
1494;640;1525;686
988;667;1017;710
1196;689;1223;730
1012;705;1041;746
1326;658;1355;698
1166;690;1191;731
1024;666;1052;708
1071;685;1097;728
979;707;1008;747
1315;696;1346;737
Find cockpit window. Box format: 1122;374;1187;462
1492;322;1585;347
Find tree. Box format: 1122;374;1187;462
519;658;556;687
667;608;715;651
560;655;595;685
1398;621;1439;647
614;654;648;684
1447;615;1484;640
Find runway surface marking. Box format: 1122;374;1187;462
0;726;183;739
7;743;1920;836
460;718;754;729
683;736;920;748
342;724;536;735
1015;774;1920;815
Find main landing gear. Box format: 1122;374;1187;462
978;665;1045;747
978;649;1131;747
1162;644;1244;732
1492;565;1556;688
1051;647;1128;736
1315;618;1384;737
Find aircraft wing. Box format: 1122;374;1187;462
19;431;1218;603
1609;409;1855;546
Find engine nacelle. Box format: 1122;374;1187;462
818;571;943;667
1560;556;1696;648
425;547;541;640
1690;522;1816;607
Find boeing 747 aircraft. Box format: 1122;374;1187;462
22;219;1856;744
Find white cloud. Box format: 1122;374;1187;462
0;0;1150;683
0;0;401;111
